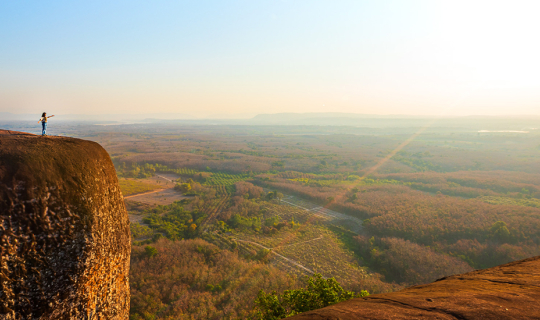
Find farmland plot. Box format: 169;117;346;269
273;227;365;284
234;224;366;283
264;189;364;233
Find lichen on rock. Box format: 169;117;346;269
0;130;130;319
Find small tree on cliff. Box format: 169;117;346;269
253;274;368;319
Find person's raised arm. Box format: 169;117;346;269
48;115;55;118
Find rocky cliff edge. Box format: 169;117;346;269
0;130;130;319
289;255;540;319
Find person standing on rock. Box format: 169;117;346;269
38;112;54;136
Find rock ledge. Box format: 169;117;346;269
289;256;540;319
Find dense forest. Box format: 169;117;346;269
130;238;299;319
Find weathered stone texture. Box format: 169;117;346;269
0;130;130;319
289;255;540;319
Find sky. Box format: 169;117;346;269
1;0;539;118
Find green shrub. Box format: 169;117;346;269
144;246;158;258
254;274;368;319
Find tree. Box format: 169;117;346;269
266;191;277;201
144;246;158;258
174;183;191;193
254;274;368;320
490;221;511;243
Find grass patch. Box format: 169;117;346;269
326;225;363;259
119;179;162;196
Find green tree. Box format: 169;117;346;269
266;191;277;201
490;221;511;242
174;182;191;193
254;274;368;320
144;245;158;258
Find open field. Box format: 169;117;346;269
125;187;189;205
233;225;370;287
118;178;163;196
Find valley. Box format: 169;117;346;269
5;121;539;319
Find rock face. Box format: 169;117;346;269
289;256;540;319
0;130;130;319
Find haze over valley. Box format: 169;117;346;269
2;1;540;319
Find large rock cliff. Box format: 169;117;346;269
0;130;130;319
289;255;540;319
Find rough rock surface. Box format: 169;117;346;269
289;256;540;319
0;130;130;319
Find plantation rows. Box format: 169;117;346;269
155;164;247;179
205;172;250;186
200;196;231;231
276;171;317;179
155;164;250;189
212;185;235;196
155;165;199;176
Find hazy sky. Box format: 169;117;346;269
1;0;539;117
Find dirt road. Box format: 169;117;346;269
124;188;166;199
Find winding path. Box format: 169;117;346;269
155;174;175;182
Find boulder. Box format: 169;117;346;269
0;130;130;319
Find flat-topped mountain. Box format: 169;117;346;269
289;255;540;319
0;130;130;319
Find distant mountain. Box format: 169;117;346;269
2;112;539;130
252;112;420;120
249;112;540;129
0;112;37;121
249;113;430;126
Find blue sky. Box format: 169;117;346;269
1;1;539;117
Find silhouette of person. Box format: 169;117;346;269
38;112;55;136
